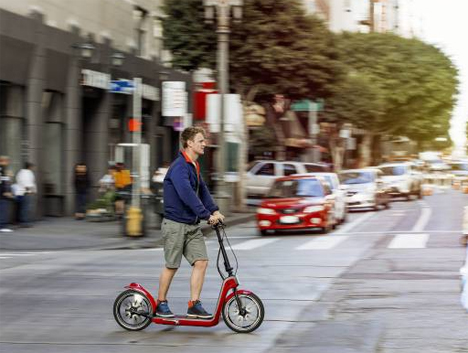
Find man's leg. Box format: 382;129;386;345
158;267;177;301
190;260;208;302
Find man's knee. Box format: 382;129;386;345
193;259;208;269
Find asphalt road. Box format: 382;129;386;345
1;188;467;353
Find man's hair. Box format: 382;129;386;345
181;126;206;148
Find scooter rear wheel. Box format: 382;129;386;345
113;290;153;331
222;293;264;333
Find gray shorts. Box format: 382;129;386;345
161;218;208;269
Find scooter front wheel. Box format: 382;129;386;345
113;290;153;331
222;292;264;333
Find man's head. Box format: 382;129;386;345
0;156;10;166
24;162;34;170
181;126;207;156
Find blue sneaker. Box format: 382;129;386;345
155;300;174;318
187;300;212;319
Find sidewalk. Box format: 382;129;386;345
0;213;255;252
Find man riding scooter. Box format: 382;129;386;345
156;126;225;319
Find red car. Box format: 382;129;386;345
256;175;335;235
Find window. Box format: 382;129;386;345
134;7;148;57
305;163;328;173
268;179;325;198
283;164;298;176
255;163;274;176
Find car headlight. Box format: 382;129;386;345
303;205;325;213
257;207;276;215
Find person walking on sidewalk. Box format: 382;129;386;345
73;163;90;220
15;162;37;227
0;156;14;232
156;126;225;319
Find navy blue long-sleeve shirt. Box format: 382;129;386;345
163;151;218;224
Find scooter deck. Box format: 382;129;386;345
152;315;218;327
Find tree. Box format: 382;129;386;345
326;32;458;166
162;0;343;102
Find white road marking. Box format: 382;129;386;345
231;238;279;250
334;212;376;234
412;207;432;232
296;236;350;250
387;233;429;249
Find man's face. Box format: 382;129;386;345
0;158;9;166
188;133;207;156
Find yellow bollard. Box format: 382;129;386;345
126;206;143;237
422;184;433;196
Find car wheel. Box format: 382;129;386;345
259;229;270;236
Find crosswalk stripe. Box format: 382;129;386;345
231;238;279;250
296;236;349;250
387;233;429;249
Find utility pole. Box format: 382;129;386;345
204;0;243;214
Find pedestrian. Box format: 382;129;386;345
15;162;37;227
73;162;90;220
0;156;14;232
155;126;225;319
113;162;132;219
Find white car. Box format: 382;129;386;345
376;162;423;200
245;160;330;197
294;172;347;224
339;168;391;211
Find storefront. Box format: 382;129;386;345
0;8;192;217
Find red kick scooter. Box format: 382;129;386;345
113;222;265;333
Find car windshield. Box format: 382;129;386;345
267;179;325;198
449;163;468;171
247;160;261;172
339;171;374;184
379;165;407;176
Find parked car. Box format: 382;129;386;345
294;172;348;224
376;162;423;200
246;160;330;197
448;160;468;177
256;175;335;235
339;168;391;211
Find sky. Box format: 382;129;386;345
408;0;468;154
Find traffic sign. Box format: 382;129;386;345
110;80;134;94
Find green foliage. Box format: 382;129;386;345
162;0;343;101
327;32;459;144
249;126;277;156
161;0;217;70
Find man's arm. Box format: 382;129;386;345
170;164;211;220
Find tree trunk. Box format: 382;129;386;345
358;132;373;168
329;135;345;172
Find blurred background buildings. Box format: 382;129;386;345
0;0;192;216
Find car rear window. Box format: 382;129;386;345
449;163;468;171
267;179;325;198
305;164;328;173
339;171;374;184
379;165;407;176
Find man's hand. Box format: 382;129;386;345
2;192;13;199
213;211;225;223
208;215;219;225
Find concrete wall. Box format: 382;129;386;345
0;0;164;59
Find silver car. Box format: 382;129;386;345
339;168;391;211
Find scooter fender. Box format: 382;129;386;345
224;289;254;304
125;282;157;314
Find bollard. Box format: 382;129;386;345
126;206;143;237
422;184;433;196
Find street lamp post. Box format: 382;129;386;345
204;0;242;214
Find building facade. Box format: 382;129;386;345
0;0;191;216
302;0;402;34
